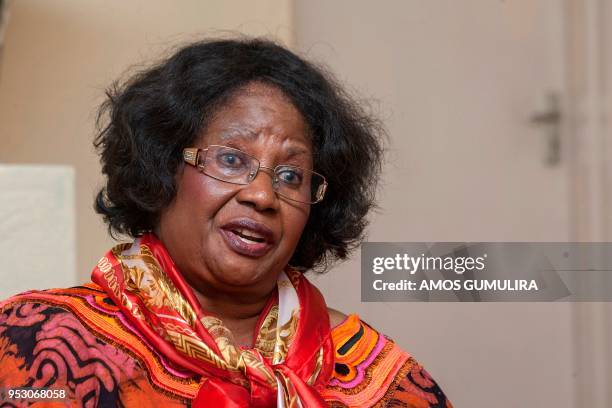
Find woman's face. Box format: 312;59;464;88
157;82;312;298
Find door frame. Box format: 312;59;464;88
566;0;612;406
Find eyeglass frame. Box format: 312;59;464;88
182;145;328;204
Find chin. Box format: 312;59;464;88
213;258;276;287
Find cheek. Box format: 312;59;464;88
164;171;235;237
180;172;234;217
280;205;310;246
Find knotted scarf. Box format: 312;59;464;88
91;233;334;407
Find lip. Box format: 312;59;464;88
219;218;276;258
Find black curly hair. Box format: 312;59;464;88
94;37;385;272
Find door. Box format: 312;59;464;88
295;1;576;407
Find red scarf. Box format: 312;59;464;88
92;233;334;407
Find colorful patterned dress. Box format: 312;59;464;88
0;288;451;407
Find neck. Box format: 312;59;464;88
189;284;274;347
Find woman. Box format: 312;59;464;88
0;38;452;407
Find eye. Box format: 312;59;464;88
217;152;244;168
277;167;303;186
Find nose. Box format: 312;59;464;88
235;168;280;212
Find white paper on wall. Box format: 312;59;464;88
0;165;76;299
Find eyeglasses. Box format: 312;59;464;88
183;145;328;204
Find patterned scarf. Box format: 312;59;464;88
91;233;334;407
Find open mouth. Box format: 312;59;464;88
220;218;276;257
232;228;266;244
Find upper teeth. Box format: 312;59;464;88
235;228;264;239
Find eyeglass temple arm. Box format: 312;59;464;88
316;182;328;202
183;147;209;167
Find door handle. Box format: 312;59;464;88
530;92;562;166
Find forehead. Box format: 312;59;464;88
201;83;312;152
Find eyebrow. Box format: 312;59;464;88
218;126;259;142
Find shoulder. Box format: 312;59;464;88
324;314;453;408
0;286;196;406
